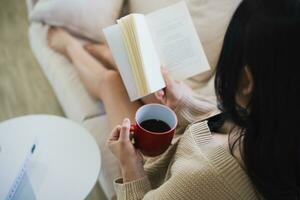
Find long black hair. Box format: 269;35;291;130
215;0;300;199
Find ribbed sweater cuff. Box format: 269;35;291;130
114;176;151;200
174;94;216;129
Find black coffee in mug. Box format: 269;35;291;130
140;119;171;133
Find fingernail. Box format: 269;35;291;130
123;118;130;126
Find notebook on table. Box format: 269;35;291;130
103;1;210;101
0;137;37;200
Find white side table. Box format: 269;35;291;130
0;115;101;200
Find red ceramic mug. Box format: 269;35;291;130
130;104;178;157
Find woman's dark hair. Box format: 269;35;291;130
215;0;300;199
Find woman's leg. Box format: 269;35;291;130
48;27;142;127
96;71;143;127
84;43;161;105
84;43;116;69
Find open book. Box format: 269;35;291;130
103;1;210;101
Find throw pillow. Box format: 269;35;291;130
30;0;124;42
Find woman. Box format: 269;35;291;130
48;0;300;199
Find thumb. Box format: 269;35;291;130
161;67;174;87
119;118;131;141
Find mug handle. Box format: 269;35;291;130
129;124;137;143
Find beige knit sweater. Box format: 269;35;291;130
114;93;259;199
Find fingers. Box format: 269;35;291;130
108;125;121;142
154;89;167;105
155;90;165;100
107;118;131;144
161;67;174;87
119;118;131;141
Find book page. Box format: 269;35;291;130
132;14;166;94
103;20;165;101
145;1;210;80
118;15;149;96
103;25;140;101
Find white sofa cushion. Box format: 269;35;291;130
129;0;241;84
30;0;124;42
83;115;120;200
25;0;39;16
28;22;105;122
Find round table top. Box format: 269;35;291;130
0;115;101;200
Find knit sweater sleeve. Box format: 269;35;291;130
174;93;219;133
113;165;242;200
113;122;257;200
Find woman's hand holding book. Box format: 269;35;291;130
155;67;193;110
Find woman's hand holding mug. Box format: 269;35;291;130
107;118;146;183
107;103;178;182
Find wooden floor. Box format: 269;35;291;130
0;0;64;121
0;0;107;199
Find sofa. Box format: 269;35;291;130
26;0;240;199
